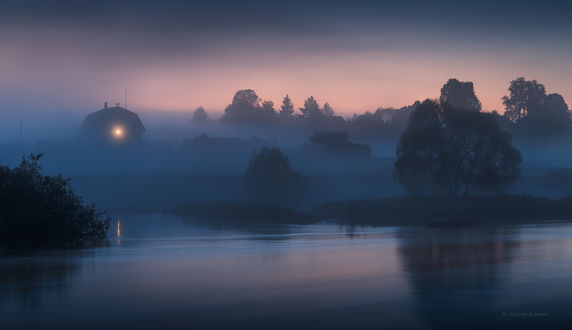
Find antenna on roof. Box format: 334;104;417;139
124;87;129;109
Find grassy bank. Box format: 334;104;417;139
312;195;572;226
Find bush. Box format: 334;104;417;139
0;154;110;249
245;147;304;205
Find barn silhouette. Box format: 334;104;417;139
78;102;145;144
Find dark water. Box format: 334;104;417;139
2;214;572;330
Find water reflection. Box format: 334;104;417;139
179;216;296;240
0;252;83;309
2;216;572;329
340;224;370;239
397;226;522;329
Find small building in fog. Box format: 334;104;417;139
302;130;371;161
78;103;146;144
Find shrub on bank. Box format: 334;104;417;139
0;154;110;249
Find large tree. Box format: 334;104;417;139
440;78;482;112
395;100;521;196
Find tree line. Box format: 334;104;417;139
193;77;570;138
244;78;570;199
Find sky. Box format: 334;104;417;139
1;0;572;118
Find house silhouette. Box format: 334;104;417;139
78;102;145;144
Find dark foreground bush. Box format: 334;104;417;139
0;154;110;249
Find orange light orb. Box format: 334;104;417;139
112;126;124;139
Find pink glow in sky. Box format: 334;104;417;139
3;47;570;116
1;2;571;116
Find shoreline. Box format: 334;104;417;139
112;195;572;228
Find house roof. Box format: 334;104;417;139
81;106;146;134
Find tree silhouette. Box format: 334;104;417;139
502;77;570;134
350;111;387;133
233;89;260;106
323;102;335;116
260;100;276;116
0;154;110;248
395;100;521;196
440;78;482;112
192;106;209;123
502;77;545;122
245;147;302;204
545;93;569;118
222;89;260;123
279;94;295;117
299;96;322;119
526;92;570;133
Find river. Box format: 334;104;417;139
2;214;572;329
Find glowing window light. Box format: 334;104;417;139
112;126;125;139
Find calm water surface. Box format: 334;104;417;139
2;214;572;329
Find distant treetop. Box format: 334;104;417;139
192;106;209;123
299;96;322;119
502;77;570;134
232;89;260;107
279;94;295;118
440;78;482;112
323;102;335;117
